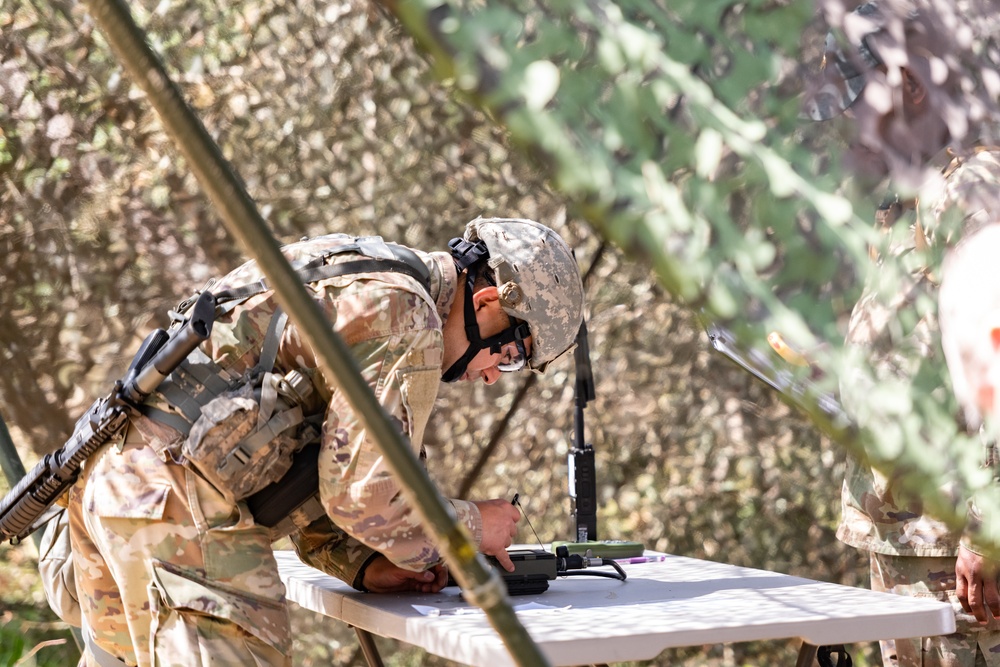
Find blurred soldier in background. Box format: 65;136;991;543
807;2;1000;665
940;195;1000;642
940;223;1000;439
54;217;583;666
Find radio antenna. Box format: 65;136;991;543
568;320;597;542
512;494;545;548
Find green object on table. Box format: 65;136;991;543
551;540;645;558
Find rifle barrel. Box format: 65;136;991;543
127;291;216;401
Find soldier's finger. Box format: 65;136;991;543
493;550;515;572
435;565;449;589
969;580;989;623
957;575;973;614
985;578;1000;618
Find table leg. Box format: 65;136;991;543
795;641;818;667
352;626;386;667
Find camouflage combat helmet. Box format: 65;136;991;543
442;217;584;381
465;217;585;369
804;2;887;121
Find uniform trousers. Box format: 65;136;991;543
68;439;291;666
871;552;1000;667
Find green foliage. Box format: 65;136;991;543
382;0;1000;558
480;0;861;318
0;625;25;667
0;606;78;667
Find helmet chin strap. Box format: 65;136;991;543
442;245;529;383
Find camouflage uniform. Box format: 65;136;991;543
69;234;479;666
38;505;81;628
839;149;1000;667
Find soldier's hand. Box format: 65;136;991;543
361;555;448;594
956;544;1000;624
473;498;521;572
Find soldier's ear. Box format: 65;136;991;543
902;68;926;105
471;286;500;313
991;326;1000;351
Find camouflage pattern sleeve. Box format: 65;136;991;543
958;441;1000;556
289;515;378;587
449;498;482;549
37;506;81;627
311;280;482;573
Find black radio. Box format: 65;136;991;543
447;549;557;595
487;549;557;595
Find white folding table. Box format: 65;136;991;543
274;549;954;667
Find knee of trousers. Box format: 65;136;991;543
147;561;292;665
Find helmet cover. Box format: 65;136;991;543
463;217;585;371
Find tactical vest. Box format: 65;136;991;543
144;235;432;539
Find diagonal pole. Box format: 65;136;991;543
0;416;29;507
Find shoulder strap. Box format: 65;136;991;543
145;237;431;437
214;236;431;306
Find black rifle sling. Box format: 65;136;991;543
215;257;431;306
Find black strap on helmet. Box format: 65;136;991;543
449;237;490;273
442;237;530;382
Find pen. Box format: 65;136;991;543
615;555;668;564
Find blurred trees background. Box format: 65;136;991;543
3;0;998;664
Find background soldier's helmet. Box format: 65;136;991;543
463;217;585;371
804;2;887;121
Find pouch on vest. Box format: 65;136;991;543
182;370;319;503
151;236;432;518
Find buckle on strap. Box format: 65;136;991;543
448;237;490;272
354;236;395;260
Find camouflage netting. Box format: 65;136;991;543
5;0;999;664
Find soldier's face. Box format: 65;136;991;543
460;337;533;385
840;66;945;182
461;348;505;385
442;282;533;384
